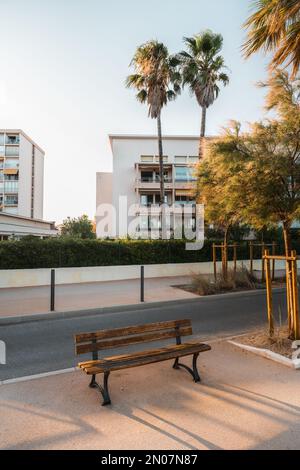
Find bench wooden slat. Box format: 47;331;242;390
76;326;192;355
79;342;211;374
75;319;191;344
79;341;211;369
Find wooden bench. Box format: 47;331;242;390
74;319;211;406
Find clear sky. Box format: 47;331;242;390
0;0;269;223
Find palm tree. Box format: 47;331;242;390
243;0;300;78
126;41;181;205
177;30;229;155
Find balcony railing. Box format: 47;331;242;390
5;147;19;156
139;177;173;183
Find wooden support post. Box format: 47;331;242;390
291;251;300;340
286;258;293;335
272;242;276;282
264;250;274;337
250;241;253;275
213;243;217;282
261;242;265;283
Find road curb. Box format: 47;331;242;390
0;287;285;326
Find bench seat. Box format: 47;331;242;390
78;341;211;374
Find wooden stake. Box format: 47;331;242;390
264;250;274;337
261;242;265;283
291;250;300;340
286;259;293;335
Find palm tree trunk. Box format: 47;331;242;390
199;106;207;157
157;113;165;204
201;106;207;136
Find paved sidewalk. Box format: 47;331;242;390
0;276;197;317
1;340;300;450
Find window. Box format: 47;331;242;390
6;134;20;145
154;170;169;182
140;194;154;206
4;173;18;181
141;171;153;182
189;156;198;164
0;134;4;145
175;195;195;205
4;194;18;205
175;156;187;164
140;155;154;163
5;181;18;193
0;146;4;156
175;166;196;181
5;146;19;156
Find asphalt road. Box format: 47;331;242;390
0;289;286;381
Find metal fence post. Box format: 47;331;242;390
140;265;145;302
50;269;55;311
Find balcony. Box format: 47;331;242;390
135;178;173;191
5;146;19;157
174;179;196;191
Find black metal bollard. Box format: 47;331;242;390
140;266;145;302
50;269;55;311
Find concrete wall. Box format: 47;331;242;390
0;259;273;289
17;133;44;219
33;146;44;219
18;134;32;218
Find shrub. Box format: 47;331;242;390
192;267;257;295
0;237;298;270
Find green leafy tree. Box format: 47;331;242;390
196;123;245;245
126;41;181;204
243;0;300;78
60;215;96;239
177;30;229;153
200;70;300;256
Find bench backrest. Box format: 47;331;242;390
74;319;192;357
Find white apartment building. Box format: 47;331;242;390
0;129;44;218
96;135;202;238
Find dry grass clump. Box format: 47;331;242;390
192;267;257;296
238;326;294;358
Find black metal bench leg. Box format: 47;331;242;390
192;353;201;383
173;358;179;369
172;353;201;383
89;374;97;388
101;372;111;406
88;372;111;406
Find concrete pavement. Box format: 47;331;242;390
1;340;300;450
0;289;286;380
0;276;198;317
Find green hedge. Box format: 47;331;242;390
0;238;298;270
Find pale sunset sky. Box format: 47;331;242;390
0;0;269;223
